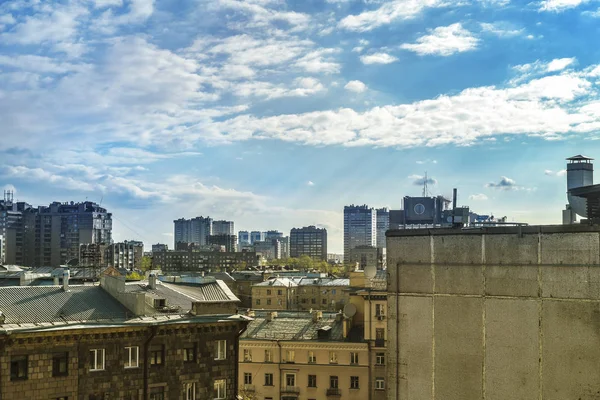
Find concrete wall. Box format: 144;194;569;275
101;275;146;315
387;225;600;400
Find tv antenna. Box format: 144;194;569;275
422;172;429;197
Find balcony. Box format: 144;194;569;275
374;339;386;348
281;386;300;394
326;388;342;396
242;384;255;392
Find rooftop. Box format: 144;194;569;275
241;311;351;341
386;224;600;237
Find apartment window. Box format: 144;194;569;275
267;289;271;295
375;378;385;390
308;351;316;363
375;303;384;316
308;374;317;388
376;328;385;340
150;345;164;366
10;355;28;380
256;299;260;305
183;345;196;362
350;352;359;365
264;373;274;386
285;373;296;387
243;349;252;362
185;382;197;400
278;290;282;295
125;346;139;368
330;376;339;389
322;298;327;305
311;298;316;304
52;352;68;377
332;289;336;295
350;376;359;389
376;352;385;366
264;349;272;362
215;340;227;360
214;379;226;399
267;299;271;305
286;350;295;363
302;298;307;304
149;386;165;400
329;351;338;364
89;349;105;371
244;372;252;385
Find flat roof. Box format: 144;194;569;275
386;224;600;237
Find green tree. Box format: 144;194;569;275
139;256;152;272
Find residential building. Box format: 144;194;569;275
253;240;279;260
173;216;213;247
387;224;600;400
208;234;237;252
264;230;283;240
106;240;144;270
346;245;382;270
0;197;112;267
376;207;389;250
0;273;248;399
238;231;250;247
250;231;264;244
79;243;108;268
151;243;168;253
327;253;344;264
152;249;257;273
344;205;376;260
213;220;235;236
289;226;327;260
252;277;299;310
238;310;369;400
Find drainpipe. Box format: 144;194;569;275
277;340;283;398
236;320;250;398
367;339;372;400
143;325;158;400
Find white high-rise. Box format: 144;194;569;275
173;216;213;246
343;205;377;259
376;207;389;250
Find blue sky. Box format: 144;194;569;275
1;0;600;253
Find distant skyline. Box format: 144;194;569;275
2;0;600;253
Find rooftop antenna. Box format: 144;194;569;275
422;172;429;197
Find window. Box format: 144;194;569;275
184;345;196;362
244;372;252;385
125;346;139;368
267;289;271;295
264;373;274;386
214;379;226;399
256;299;260;305
308;351;316;363
350;376;359;389
330;376;338;389
308;375;317;388
350;352;359;365
185;383;197;400
149;386;165;400
375;303;384;316
286;350;295;363
376;328;385;340
311;298;316;304
329;351;338;364
150;345;164;366
375;378;385;390
322;298;327;304
302;298;307;303
89;349;105;371
243;349;252;362
267;299;271;305
332;289;336;295
278;290;282;295
52;352;68;377
215;340;227;360
285;373;296;387
10;355;28;380
264;349;272;362
376;352;385;366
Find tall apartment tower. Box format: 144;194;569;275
238;231;250;247
173;216;212;246
212;220;234;236
106;240;144;270
344;205;377;260
290;226;327;261
250;231;265;244
376;207;390;250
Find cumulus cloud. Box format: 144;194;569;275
469;193;489;200
486;176;519;190
480;22;524;37
360;53;397;64
401;23;479;56
344;80;367;93
409;174;437;186
545;169;567;176
307;180;315;186
547;57;576;72
539;0;592;12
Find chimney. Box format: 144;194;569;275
53;276;59;285
149;274;157;290
266;311;277;322
336;311;344;322
312;310;323;323
62;269;70;291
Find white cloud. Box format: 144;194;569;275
307;180;315;186
401;23;479;56
547;57;576;72
360;53;397;64
94;0;124;7
344;80;367;93
92;0;155;34
211;0;310;31
294;48;341;74
480;22;524;37
409;174;437;186
539;0;592;11
416;159;437;164
469;193;489;200
486;176;519;190
339;0;446;32
545;169;567;176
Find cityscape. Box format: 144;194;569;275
4;0;600;399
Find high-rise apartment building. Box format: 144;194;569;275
376;207;389;250
151;243;168;252
212;220;235;236
173;216;212;246
238;231;250;247
0;196;112;267
344;205;376;259
290;226;327;260
208;234;237;252
106;240;144;270
264;230;283;240
250;231;264;244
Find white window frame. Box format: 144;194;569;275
244;372;252;385
375;378;385;390
329;351;338;364
264;349;272;362
214;379;226;399
215;340;227;360
286;350;295;363
308;351;316;364
350;352;359;365
376;352;385;365
124;346;139;369
90;348;105;371
285;373;296;387
350;376;360;389
185;382;197;400
243;349;252;362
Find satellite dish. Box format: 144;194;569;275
364;265;377;280
343;303;357;318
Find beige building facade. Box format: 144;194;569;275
387;225;600;400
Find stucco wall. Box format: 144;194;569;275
387;226;600;400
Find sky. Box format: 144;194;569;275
2;0;600;254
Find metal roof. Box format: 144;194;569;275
241;311;347;341
0;285;132;324
567;155;594;161
254;277;300;287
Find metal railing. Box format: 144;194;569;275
326;388;342;396
281;386;300;393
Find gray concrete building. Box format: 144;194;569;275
106;240;144;270
376;207;389;250
208;234;237;253
212;220;235;236
344;205;376;260
250;231;264;244
290;226;327;261
387;224;600;400
173;216;212;247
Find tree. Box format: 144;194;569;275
139;256;152;272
